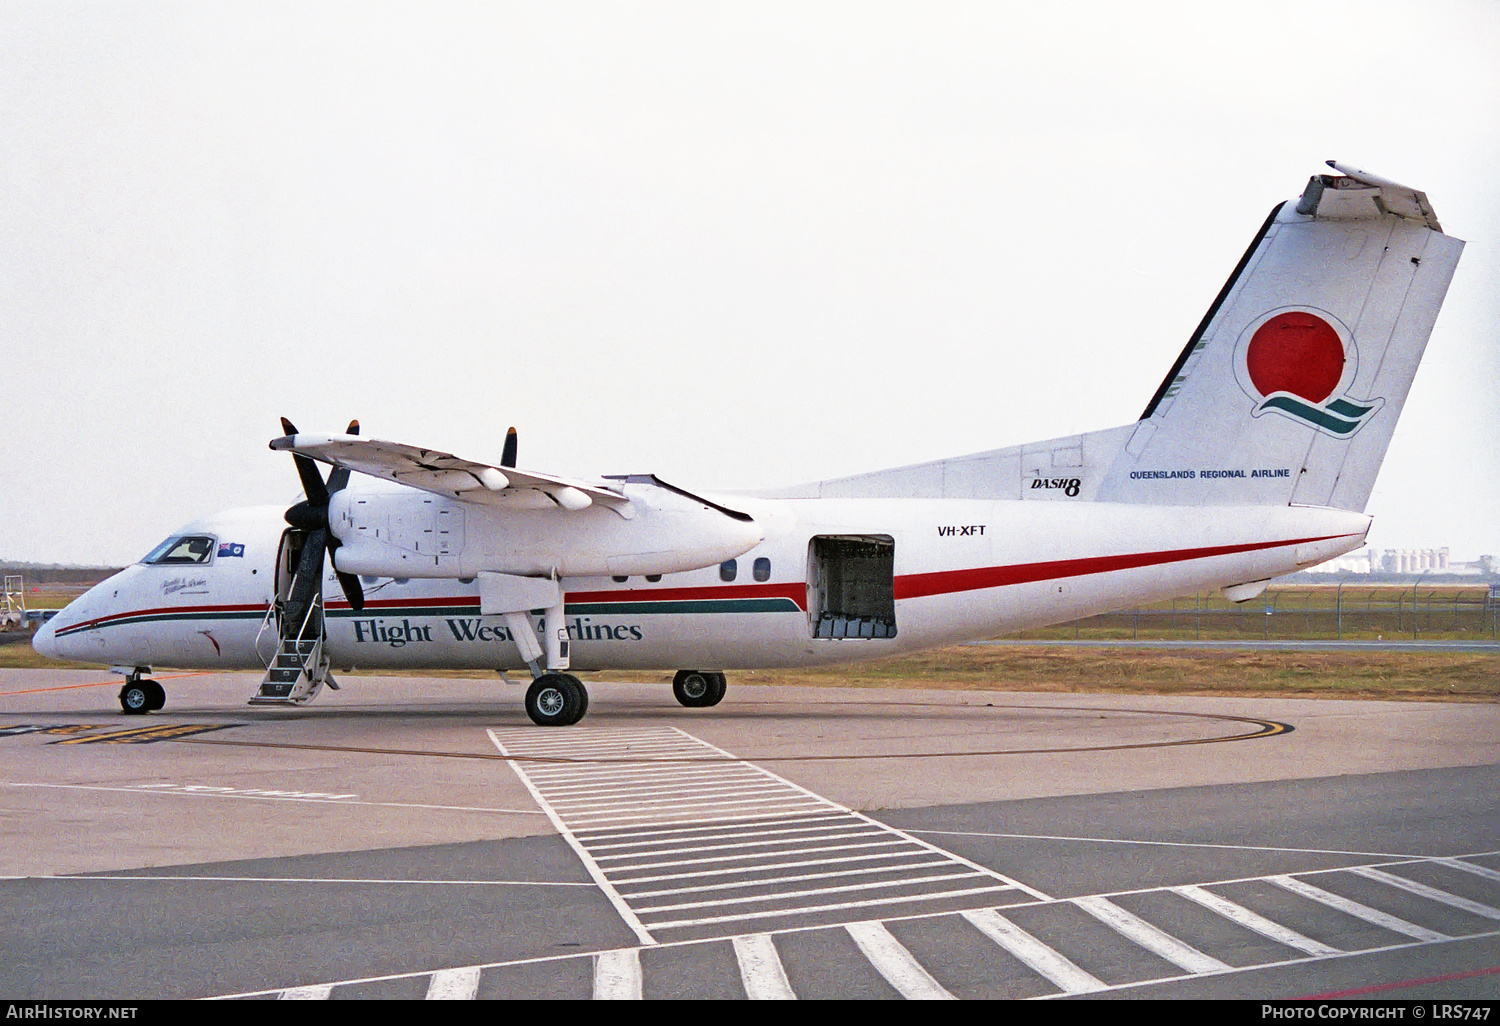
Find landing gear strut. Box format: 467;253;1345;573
119;676;165;715
672;670;726;708
525;673;588;726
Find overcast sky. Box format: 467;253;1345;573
3;1;1497;566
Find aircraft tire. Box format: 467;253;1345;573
526;673;586;726
142;680;166;712
119;682;152;715
672;670;721;708
703;672;727;707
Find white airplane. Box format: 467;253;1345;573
34;162;1463;726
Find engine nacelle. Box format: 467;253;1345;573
329;481;764;580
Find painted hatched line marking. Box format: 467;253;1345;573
548;781;795;804
641;883;1021;931
425;966;479;1000
618;858;959;899
588;816;863;851
494;724;1037;937
595;834;907;869
609;849;955;886
591;826;886;860
733;934;796;1000
634;869;993;915
845;922;955;1000
486;728;656;947
1440;858;1500;885
573;816;858;840
961;908;1105;995
231;852;1500;1001
1270;875;1450;942
662;727;1046;899
564;795;829;820
593;948;642;1000
1172;884;1341;957
1073;894;1231;974
575;814;853;844
1348;866;1500;921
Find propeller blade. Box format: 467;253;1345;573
279;417;330;506
326;419;360;494
501;426;518;468
285;527;327;615
334;569;366;612
291;453;329;507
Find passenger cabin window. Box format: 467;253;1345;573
753;557;771;582
719;560;737;582
142;535;216;565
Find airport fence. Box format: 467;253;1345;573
1012;585;1500;642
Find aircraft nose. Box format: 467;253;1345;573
31;615;59;659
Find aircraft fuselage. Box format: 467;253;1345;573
37;496;1368;674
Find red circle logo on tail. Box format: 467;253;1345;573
1244;311;1344;403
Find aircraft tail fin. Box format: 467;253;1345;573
1095;162;1464;511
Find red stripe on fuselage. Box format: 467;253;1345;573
335;582;808;612
69;533;1358;627
893;533;1355;600
59;602;267;635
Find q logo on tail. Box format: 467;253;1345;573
1232;307;1384;437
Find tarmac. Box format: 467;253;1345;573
0;669;1495;1000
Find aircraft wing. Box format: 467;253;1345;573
270;432;631;514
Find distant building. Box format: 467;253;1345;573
1380;548;1450;574
1304;546;1495;578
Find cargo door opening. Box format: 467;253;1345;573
808;535;896;639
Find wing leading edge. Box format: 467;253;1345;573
270;433;633;517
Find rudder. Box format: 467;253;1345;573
1097;162;1464;511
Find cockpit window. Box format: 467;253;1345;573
142;535;216;565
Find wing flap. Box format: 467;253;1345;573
271;433;631;514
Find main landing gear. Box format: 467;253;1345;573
119;676;166;715
525;673;589;727
673;670;727;708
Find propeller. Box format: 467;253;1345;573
501;426;518;468
279;418;365;614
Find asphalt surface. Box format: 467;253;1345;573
0;669;1495;1000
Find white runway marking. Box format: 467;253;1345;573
37;874;596;888
1270;874;1450;942
733;934;796;1000
487;729;657;947
1441;857;1500;884
1349;866;1500;921
961;908;1105;995
224;851;1500;1001
905;826;1420;860
6;780;545;816
1172;884;1341;957
845;921;954;1000
488;724;1040;941
425;966;480;1000
1073;894;1231;974
592;949;642;1000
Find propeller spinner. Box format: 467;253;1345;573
278;418;365;613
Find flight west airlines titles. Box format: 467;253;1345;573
34;162;1465;725
358;615;645;647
